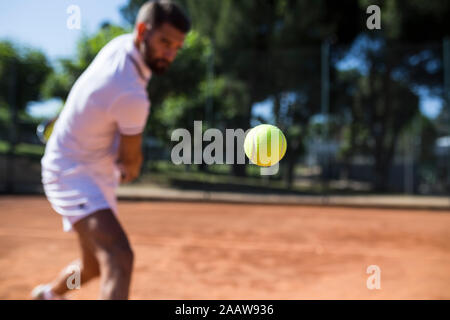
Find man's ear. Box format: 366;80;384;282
136;22;149;42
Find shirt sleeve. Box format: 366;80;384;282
108;92;150;135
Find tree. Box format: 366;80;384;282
43;24;129;101
434;101;450;136
120;0;363;179
146;31;214;143
120;0;447;191
352;72;420;191
0;41;51;145
334;0;450;191
0;41;51;113
0;41;52;192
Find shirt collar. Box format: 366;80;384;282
126;35;152;82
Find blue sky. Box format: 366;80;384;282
0;0;129;117
0;0;128;61
0;1;443;119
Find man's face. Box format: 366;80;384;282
138;22;186;75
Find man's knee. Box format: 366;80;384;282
74;209;134;276
102;241;134;275
81;260;100;280
100;227;134;273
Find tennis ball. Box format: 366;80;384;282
244;124;287;167
44;120;55;142
36;118;56;144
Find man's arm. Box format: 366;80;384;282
117;133;143;183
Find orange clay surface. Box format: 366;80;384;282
0;195;449;299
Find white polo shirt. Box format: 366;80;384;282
42;33;151;175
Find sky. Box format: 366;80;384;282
0;0;129;117
0;1;444;120
0;0;129;61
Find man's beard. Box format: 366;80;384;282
143;40;170;75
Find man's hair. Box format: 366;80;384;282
136;0;191;33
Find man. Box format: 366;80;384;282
31;0;190;300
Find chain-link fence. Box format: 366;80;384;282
1;39;449;195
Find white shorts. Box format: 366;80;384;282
42;163;121;232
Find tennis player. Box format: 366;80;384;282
31;0;190;300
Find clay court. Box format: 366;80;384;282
0;195;449;299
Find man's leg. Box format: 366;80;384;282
72;209;134;300
31;216;102;299
49;233;101;296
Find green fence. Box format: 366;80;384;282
1;39;449;195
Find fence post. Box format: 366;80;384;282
321;39;330;194
443;37;450;192
6;59;18;193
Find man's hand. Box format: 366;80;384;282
117;133;143;183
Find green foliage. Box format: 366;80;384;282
120;0;148;26
0;140;45;158
434;102;450;135
147;30;213;139
148;30;211;105
14;0;445;190
0;41;51;111
359;0;450;42
402;113;439;165
42;24;129;100
77;25;130;67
